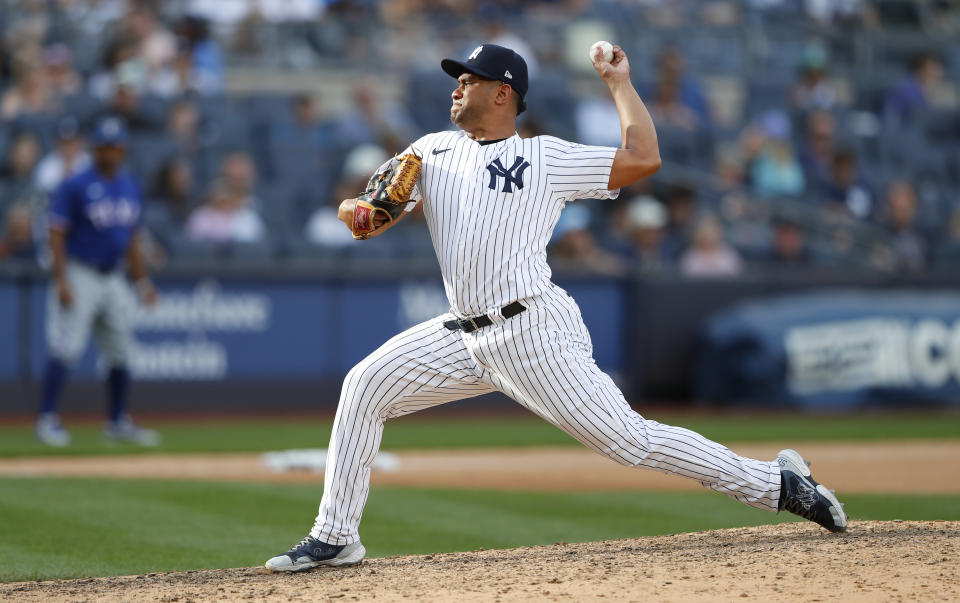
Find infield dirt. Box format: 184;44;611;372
4;521;958;601
1;440;958;492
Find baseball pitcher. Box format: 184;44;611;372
265;43;846;571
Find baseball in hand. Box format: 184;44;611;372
589;40;614;65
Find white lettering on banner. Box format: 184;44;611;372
129;339;227;380
398;282;449;327
134;280;271;331
786;317;960;394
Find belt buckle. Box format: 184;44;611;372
465;317;480;331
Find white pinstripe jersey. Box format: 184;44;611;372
401;130;619;317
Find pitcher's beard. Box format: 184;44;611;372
450;103;478;128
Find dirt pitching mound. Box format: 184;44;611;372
5;521;958;602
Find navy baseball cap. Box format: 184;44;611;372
91;117;129;147
442;43;528;113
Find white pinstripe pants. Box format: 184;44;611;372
312;286;781;545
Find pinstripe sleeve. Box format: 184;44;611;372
540;135;619;203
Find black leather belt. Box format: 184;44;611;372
444;301;527;333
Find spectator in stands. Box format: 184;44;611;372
143;156;195;255
123;6;177;73
646;46;710;131
306;144;388;247
548;204;625;275
0;202;37;262
798;110;836;192
805;0;866;26
159;34;226;99
94;65;163;134
180;0;251;31
89;11;176;99
661;183;698;261
766;216;811;266
749;110;805;199
34;116;91;194
625;195;668;273
335;80;418;152
60;0;128;39
88;39;140;101
713;145;751;219
821;147;874;219
175;15;224;95
884;53;944;127
789;42;840;113
43;43;82;98
0;131;43;206
880;179;928;271
0;56;58;120
119;7;185;99
575;81;621;147
713;143;769;254
166;98;202;156
481;13;540;80
715;142;775;257
253;0;325;23
680;214;743;277
219;151;259;206
272;93;338;150
186;178;266;244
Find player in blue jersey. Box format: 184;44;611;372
35;117;160;447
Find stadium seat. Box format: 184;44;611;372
227;239;276;262
743;78;790;121
128;136;178;185
686;27;746;75
60;91;102;125
932;241;960;268
166;234;223;260
7;114;59;153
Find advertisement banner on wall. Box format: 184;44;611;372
695;291;960;408
28;277;626;381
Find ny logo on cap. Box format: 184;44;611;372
468;46;483;60
487;157;531;193
504;70;513;79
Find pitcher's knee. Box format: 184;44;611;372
598;444;649;468
339;362;391;419
583;430;652;468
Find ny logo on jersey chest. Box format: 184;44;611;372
486;157;530;193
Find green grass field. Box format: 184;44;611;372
1;412;958;582
1;477;958;583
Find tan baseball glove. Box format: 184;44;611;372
351;150;423;240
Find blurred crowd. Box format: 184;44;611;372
1;0;959;276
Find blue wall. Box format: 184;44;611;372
7;270;960;410
0;281;17;379
23;277;627;381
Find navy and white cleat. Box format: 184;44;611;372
776;449;847;533
265;536;366;572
